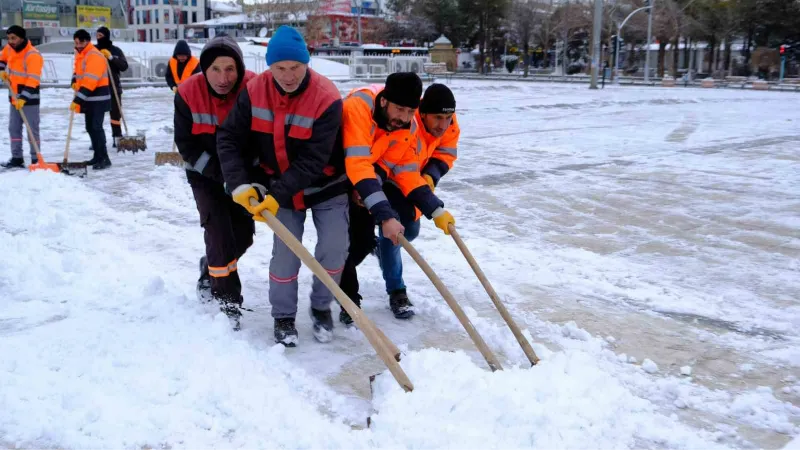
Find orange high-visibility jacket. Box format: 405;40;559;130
343;85;443;223
71;43;111;113
169;56;199;86
415;110;460;187
0;41;43;106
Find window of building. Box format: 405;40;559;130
156;29;160;40
155;9;159;23
192;11;197;23
191;0;197;6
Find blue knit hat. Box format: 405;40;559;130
266;26;310;66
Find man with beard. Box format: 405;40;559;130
0;25;43;169
70;29;112;170
94;26;128;153
338;74;456;325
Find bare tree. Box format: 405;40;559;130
510;0;541;76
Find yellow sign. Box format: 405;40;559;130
76;5;111;29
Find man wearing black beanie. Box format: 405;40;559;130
416;83;459;192
1;25;44;169
339;73;456;324
94;26;128;152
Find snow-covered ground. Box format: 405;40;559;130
1;81;799;449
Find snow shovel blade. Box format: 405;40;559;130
154;152;184;166
57;161;88;178
29;159;61;174
117;134;147;154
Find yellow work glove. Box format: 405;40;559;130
100;49;112;59
0;71;8;82
232;184;277;222
69;102;80;113
423;174;435;192
432;209;455;235
71;83;77;91
251;195;279;221
14;98;25;110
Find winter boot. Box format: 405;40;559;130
1;157;25;169
339;294;362;327
274;318;298;347
389;289;415;320
310;308;334;343
31;156;38;165
196;256;212;303
217;295;243;331
93;156;112;171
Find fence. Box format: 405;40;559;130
36;51;428;86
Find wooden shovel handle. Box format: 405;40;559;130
449;225;539;366
398;235;503;372
252;200;412;392
3;78;42;159
105;60;128;135
64;110;74;163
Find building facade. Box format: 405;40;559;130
126;0;208;42
1;0;133;45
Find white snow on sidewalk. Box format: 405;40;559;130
1;80;799;449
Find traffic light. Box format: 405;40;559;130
780;45;786;55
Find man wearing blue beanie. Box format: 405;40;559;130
217;25;349;347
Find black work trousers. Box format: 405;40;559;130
189;173;255;304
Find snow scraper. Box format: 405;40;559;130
447;224;539;366
59;111;88;177
398;234;504;372
2;79;60;174
107;61;146;154
154;141;184;166
251;199;413;393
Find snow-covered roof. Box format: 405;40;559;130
209;0;243;13
433;34;451;45
193;12;308;26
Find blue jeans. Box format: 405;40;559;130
377;217;420;293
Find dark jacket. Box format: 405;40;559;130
95;38;128;94
174;36;255;184
166;40;200;89
217;69;346;211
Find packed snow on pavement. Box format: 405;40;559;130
0;80;798;449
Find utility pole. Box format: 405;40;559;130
589;0;603;89
356;0;362;45
644;0;654;83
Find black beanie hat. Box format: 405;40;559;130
7;25;26;40
382;72;422;109
420;83;456;114
97;26;110;37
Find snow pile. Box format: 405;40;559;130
370;350;727;449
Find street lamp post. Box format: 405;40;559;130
644;0;654;83
614;5;652;84
589;0;603;89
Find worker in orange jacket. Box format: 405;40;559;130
414;84;459;194
70;29;112;170
0;25;43;169
339;73;455;323
165;40;200;92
